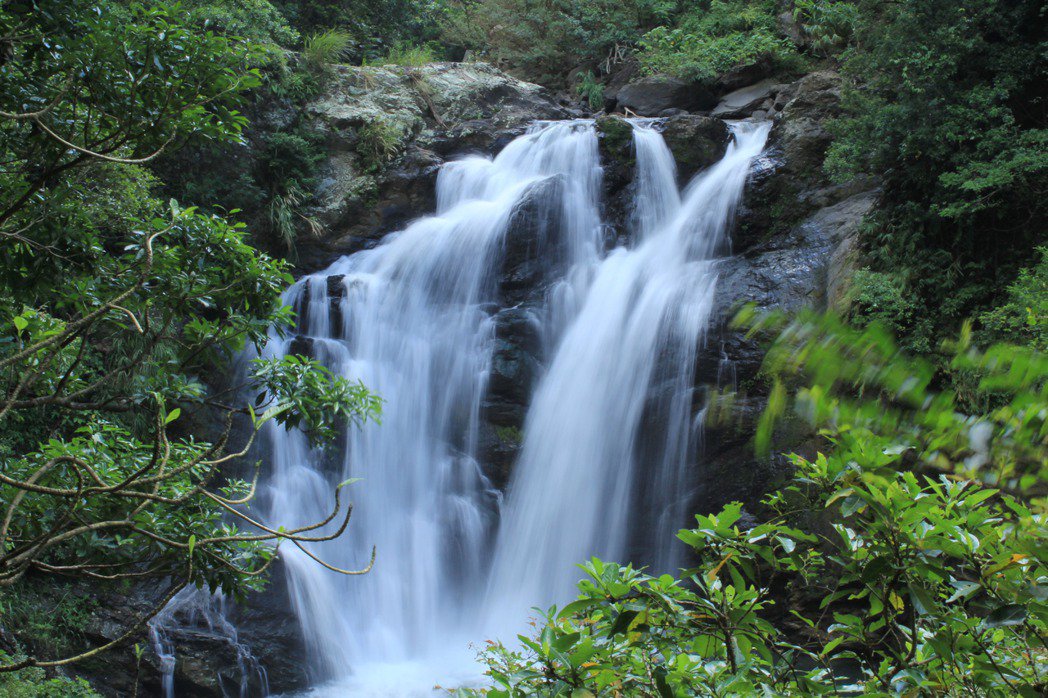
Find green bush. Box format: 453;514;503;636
356;119;405;172
979;247;1048;351
575;71;605;111
371;42;440;67
637;0;796;83
465;311;1047;697
824;0;1046;353
0;659;99;698
302;28;354;71
442;0;676;86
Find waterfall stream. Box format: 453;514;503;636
158;119;769;696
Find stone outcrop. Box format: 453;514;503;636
594;114;730;235
611;75;716;116
685;69;880;514
711;79;778;119
659;115;731;181
296;62;572;271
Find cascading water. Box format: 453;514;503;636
204;118;769;697
482;121;771;631
257;121;603;694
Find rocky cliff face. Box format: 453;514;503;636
87;63;877;697
293;62;574;271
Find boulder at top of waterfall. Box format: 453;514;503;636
594;115;635;192
659;115;731;181
732;70;858;254
295;62;571;271
309;62;569;147
712;79;778;119
716;53;777;93
613;75;716;116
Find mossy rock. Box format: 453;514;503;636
594;115;635;195
659;115;730;181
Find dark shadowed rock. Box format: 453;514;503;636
602;58;642;112
659;115;731;181
731;70;869;255
716;53;776;93
479;306;543;485
614;76;716;116
501;176;569;305
773;71;843;175
687;191;877;516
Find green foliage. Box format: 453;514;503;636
979;247;1048;351
0;657;99;698
824;0;1046;350
0;585;97;654
494;425;523;445
369;42;440;67
302;29;354;71
792;0;858;55
275;0;450;62
180;0;299;47
0;0;380;674
443;0;677;85
469;312;1047;697
845;269;931;349
575;71;604;111
637;0;794;83
356;119;405;172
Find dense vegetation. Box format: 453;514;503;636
462;313;1046;695
0;0;380;688
0;0;1043;693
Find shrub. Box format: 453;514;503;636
637;0;797;83
356;119;405;172
575;71;604;111
465;311;1047;697
372;42;440;67
302;29;353;71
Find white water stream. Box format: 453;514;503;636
156;119;769;696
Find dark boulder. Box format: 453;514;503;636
716;53;776;93
659;115;731;182
500;176;569;305
601;58;642;113
614;76;716;116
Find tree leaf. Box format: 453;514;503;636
981;604;1027;628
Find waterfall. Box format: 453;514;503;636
258;121;603;694
482;121;770;630
240;119;768;696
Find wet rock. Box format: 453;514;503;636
733;71;850;254
614;76;716;116
659;115;731;181
501;176;569;305
688;191;877;515
479;306;543;485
